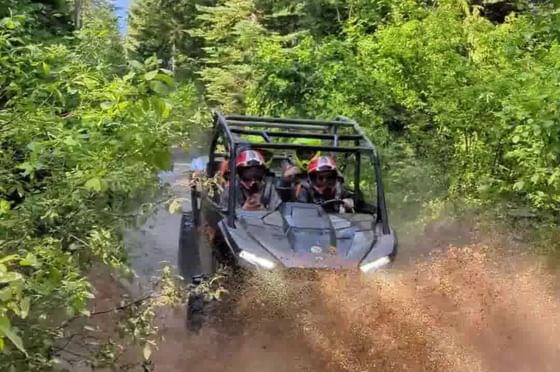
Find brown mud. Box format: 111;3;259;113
149;239;560;372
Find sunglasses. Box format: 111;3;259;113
241;174;264;182
240;167;265;183
311;172;337;183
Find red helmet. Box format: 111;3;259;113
236;150;265;169
308;156;337;195
236;150;266;190
307;155;336;174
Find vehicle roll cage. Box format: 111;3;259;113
209;112;390;234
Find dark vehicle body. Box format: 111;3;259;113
179;113;397;281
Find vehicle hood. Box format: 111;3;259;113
225;203;378;269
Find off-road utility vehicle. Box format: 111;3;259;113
179;112;397;281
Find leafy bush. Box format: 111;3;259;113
243;0;560;214
0;1;198;370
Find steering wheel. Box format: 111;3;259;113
320;199;345;208
320;198;356;214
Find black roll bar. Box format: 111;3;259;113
229;128;363;141
225;115;355;127
212;112;390;233
336;116;390;234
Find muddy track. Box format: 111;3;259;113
121;151;560;372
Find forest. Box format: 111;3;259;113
1;0;560;370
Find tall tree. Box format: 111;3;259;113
126;0;214;80
192;0;269;112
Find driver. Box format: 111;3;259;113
296;155;354;213
221;149;281;211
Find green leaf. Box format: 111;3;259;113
42;62;50;75
0;255;18;264
0;316;27;356
85;178;103;192
0;271;23;284
144;70;158;81
63;137;78;147
149;81;170;95
19;253;39;267
129;60;144;70
0;287;12;302
3;19;17;30
16;162;34;176
0;200;9;215
123;71;135;81
155;73;175;87
168;198;183;214
100;101;114;110
513;180;525;191
143;343;152;360
20;297;30;319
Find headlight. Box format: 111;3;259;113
239;250;276;270
360;256;391;273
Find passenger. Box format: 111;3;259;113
296;155;354;213
217;159;230;188
220;150;281;211
280;138;322;201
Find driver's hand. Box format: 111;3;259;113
242;193;264;210
342;198;354;210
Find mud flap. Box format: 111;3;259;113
179;213;219;332
178;212;216;281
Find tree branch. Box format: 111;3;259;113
90;293;153;316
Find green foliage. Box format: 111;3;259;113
0;1;198;370
4;0;560;366
127;0;215;80
193;0;270;112
242;0;560;213
128;0;560;214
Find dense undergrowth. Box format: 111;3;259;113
0;0;199;370
2;0;560;370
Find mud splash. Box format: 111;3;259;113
151;246;560;372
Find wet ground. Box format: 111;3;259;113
124;150;192;294
117;151;560;372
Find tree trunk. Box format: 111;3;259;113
170;41;176;75
74;0;84;29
